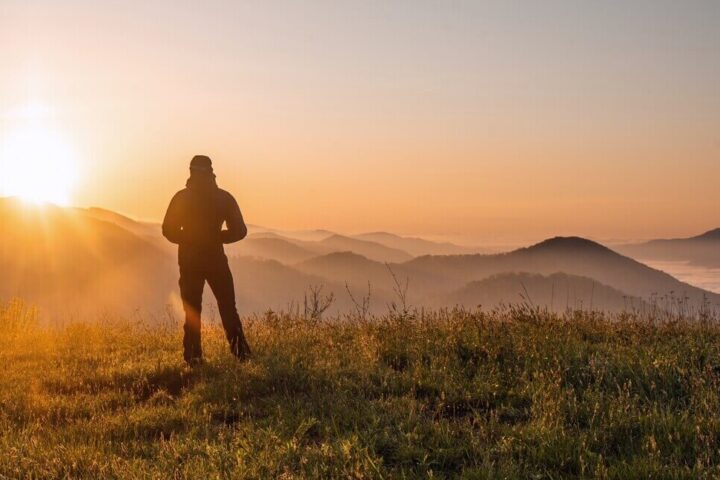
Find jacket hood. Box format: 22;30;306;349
186;172;218;190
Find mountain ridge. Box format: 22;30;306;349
2;198;717;318
445;272;644;313
617;227;720;267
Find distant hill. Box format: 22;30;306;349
694;228;720;241
225;232;335;263
353;232;482;256
286;229;337;242
405;237;720;307
0;199;400;318
80;207;160;239
617;228;720;267
444;272;643;313
78;206;170;253
78;215;467;265
233;237;319;264
3;198;718;319
228;255;395;315
318;235;413;263
297;252;392;288
236;232;414;264
248;225;336;242
0;198;176;317
296;251;451;304
228;256;338;313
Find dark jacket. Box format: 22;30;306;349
162;175;247;268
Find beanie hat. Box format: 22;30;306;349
190;155;213;174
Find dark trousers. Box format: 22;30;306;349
179;258;248;361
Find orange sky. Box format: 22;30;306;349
1;1;719;245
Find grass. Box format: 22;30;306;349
2;300;720;479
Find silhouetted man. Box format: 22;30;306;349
163;155;251;364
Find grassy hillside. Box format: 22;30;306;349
3;300;720;478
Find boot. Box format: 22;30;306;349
230;327;252;361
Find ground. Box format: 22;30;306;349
2;300;720;479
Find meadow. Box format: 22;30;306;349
2;300;720;479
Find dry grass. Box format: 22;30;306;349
2;300;720;478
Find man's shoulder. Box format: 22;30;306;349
172;188;191;201
217;188;237;203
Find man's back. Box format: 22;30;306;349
163;177;247;268
162;155;251;364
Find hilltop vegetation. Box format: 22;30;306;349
3;300;720;478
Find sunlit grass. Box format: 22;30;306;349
2;300;720;478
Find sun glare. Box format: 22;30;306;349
0;105;79;206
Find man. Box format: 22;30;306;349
162;155;251;364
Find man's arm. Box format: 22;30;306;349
221;194;247;244
162;192;185;244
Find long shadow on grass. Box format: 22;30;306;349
42;363;199;401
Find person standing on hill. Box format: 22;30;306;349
162;155;251;365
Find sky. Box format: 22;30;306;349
1;0;719;245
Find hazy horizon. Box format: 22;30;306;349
4;194;719;251
2;1;719;244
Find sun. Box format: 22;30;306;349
0;105;79;206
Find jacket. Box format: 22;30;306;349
162;178;247;268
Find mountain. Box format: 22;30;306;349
444;272;643;313
0;198;176;317
284;229;336;242
694;228;720;241
232;237;319;264
353;232;482;256
228;255;395;315
0;199;398;318
247;225;336;242
78;206;171;253
405;237;720;307
297;252;392;288
318;235;413;263
228;256;338;313
225;232;335;263
293;241;674;313
297;251;452;295
232;232;428;265
617;228;720;267
238;232;415;264
4;198;718;319
80;207;160;239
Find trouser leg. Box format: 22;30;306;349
179;268;205;362
206;260;251;358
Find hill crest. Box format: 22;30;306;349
522;236;614;255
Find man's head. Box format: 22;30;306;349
190;155;213;174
